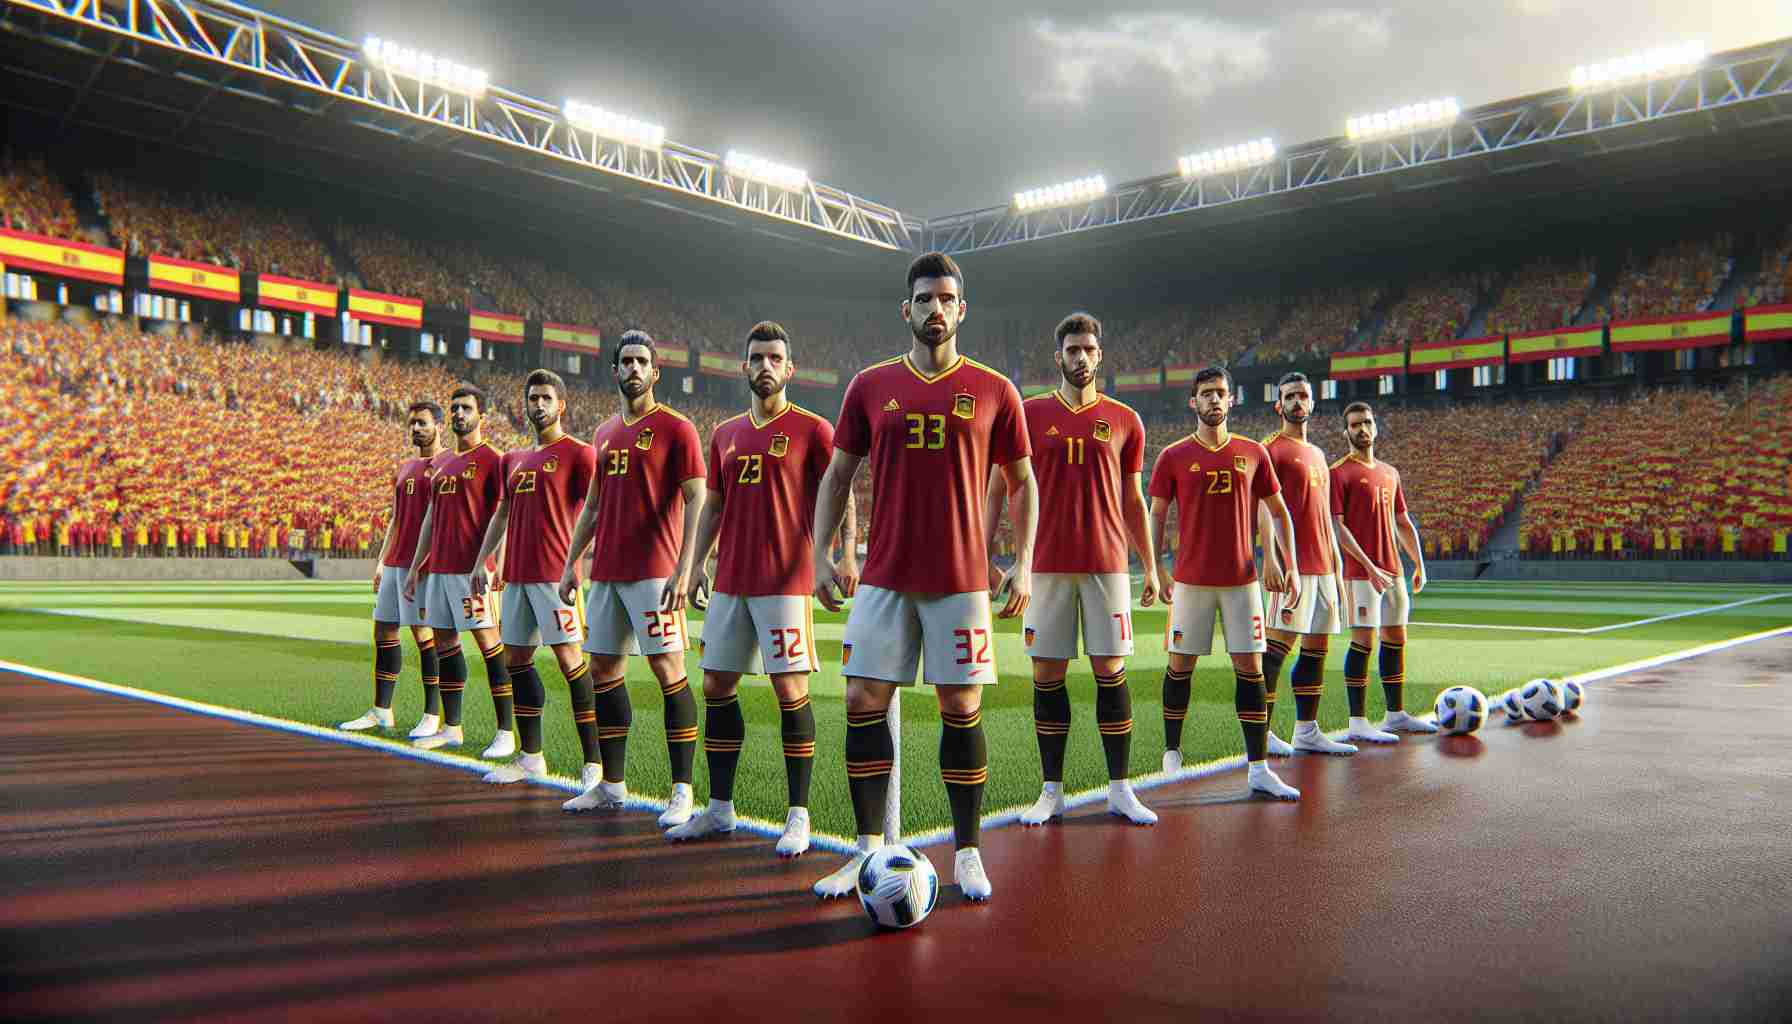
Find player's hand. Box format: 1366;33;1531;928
470;565;491;597
1155;565;1173;607
1410;565;1426;595
835;550;860;597
987;558;1007;598
997;562;1031;619
402;570;421;601
557;568;580;607
1369;565;1395;594
814;557;847;613
660;572;689;612
371;566;381;593
1261;558;1288;595
1333;574;1346;611
687;568;712;611
1140;570;1160;609
1285;569;1303;607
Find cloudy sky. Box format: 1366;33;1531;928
277;0;1792;217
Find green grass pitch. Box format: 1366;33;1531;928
1;579;1787;841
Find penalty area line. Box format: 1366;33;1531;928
1412;590;1792;635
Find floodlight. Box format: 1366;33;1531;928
1346;99;1457;140
725;151;808;190
1179;137;1276;177
1571;42;1704;91
363;35;488;96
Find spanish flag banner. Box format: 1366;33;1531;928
1743;304;1792;344
1112;369;1161;393
347;288;422;328
1329;346;1405;380
656;343;691;368
1609;310;1731;352
257;274;338;316
698;351;737;377
1020;379;1056;398
1163;364;1201;387
148;253;240;302
793;366;840;387
0;227;123;285
469;309;525;344
1408;335;1503;371
1508;324;1602;363
542;322;601;354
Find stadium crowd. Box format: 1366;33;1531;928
1596;235;1732;322
92;174;341;282
0;152;80;240
1738;224;1790;308
1482;257;1595;335
1379;271;1489;347
1254;284;1382;363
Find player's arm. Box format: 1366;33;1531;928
982;466;1008;595
1149;495;1174;607
812;448;863;612
372;489;400;591
558;459;605;605
834;487;859;594
1333;514;1394;592
997;457;1037;619
1260;492;1300;601
1396;510;1426;594
661;477;707;611
403;505;433;599
685;488;724;608
1122;471;1160;607
469;494;509;596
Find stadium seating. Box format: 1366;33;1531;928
1596;235;1732;322
91;173;341;282
1482;257;1595;335
1378;271;1488;346
1255;283;1382;364
0;152;79;240
1738;224;1790;308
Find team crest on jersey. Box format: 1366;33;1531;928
883;398;900;412
952;394;976;420
1233;455;1249;473
1024;627;1035;648
769;433;790;458
460;465;477;480
542;457;560;473
635;428;654;451
1093;419;1112;443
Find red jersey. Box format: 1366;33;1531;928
424;441;505;575
1329;453;1408;579
501;435;597;583
835;354;1029;594
383;451;451;568
707;404;834;596
1148;431;1280;588
1264;433;1335;576
588;405;705;583
1025;392;1144;575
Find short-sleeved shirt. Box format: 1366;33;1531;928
707;404;834;596
383;452;452;568
1329;453;1408;579
501;434;597;583
1264;432;1335;576
424;441;505;575
834;354;1029;595
1025;392;1145;575
588;405;705;583
1148;431;1280;588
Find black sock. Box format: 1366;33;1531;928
704;693;745;801
593;675;632;783
511;662;546;754
480;641;513;731
438;642;467;727
417;639;442;716
1380;641;1406;714
940;707;988;850
374;637;401;709
1291;647;1327;722
780;693;816;808
845;708;894;837
1095;669;1133;780
1032;676;1071;783
566;661;598;764
1263;638;1291;731
661;676;697;785
1345;641;1371;718
1236;669;1268;762
1163;666;1193;752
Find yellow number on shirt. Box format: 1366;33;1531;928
438;476;459;495
1205;469;1232;495
904;413;946;450
1066;437;1085;465
736;453;763;485
606;449;630;476
514;470;538;494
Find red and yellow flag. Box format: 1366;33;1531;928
1743;304;1792;344
1508;324;1601;363
656;343;690;368
0;227;123;285
1113;370;1161;392
347;288;422;328
793;366;840;387
542;322;601;354
148;253;240;302
257;274;337;316
469;309;525;344
1329;346;1404;380
698;351;737;377
1408;335;1503;371
1609;311;1731;352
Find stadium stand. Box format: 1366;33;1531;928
1379;271;1488;346
1739;224;1790;308
1255;283;1382;363
1596;234;1733;321
0;152;79;240
1483;257;1596;335
91;173;341;283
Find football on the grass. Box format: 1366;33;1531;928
857;845;939;929
1433;685;1488;735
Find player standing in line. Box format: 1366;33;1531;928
1329;401;1434;742
1256;373;1359;756
342;401;451;737
403;385;515;756
809;252;1037;902
664;321;858;856
469;370;599;787
986;312;1160;826
555;331;707;824
1149;366;1304;800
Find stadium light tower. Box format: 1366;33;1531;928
363;36;488;96
563;100;665;149
1012;175;1107;211
724;151;808;191
1346;98;1459;141
1178;138;1276;177
1571;42;1705;90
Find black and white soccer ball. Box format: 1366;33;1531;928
857;844;939;929
1433;685;1488;735
1520;679;1565;721
1561;679;1585;715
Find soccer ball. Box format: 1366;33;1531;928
1561;679;1585;715
857;845;939;929
1520;679;1565;721
1433;686;1488;735
1495;688;1526;723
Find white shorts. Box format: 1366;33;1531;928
698;592;818;676
1023;572;1134;661
1266;572;1342;636
501;581;583;648
423;572;497;632
374;565;427;627
1166;581;1266;656
840;585;997;686
1345;575;1410;629
582;578;688;657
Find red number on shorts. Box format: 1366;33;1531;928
460;595;485;621
1114;613;1131;641
1252;614;1263;641
556;609;577;632
953;627;991;665
645;612;664;639
770;627;805;661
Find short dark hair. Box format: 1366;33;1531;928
612;329;656;371
449;384;486;414
1276;371;1310;393
744;320;791;357
1192;365;1233;395
407;399;443;423
906;251;964;298
1343;400;1374;421
1055;312;1102;346
524;368;566;402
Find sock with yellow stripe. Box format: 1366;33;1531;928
779;693;816;808
1262;638;1291;728
593;675;632;784
510;662;546;754
565;661;598;764
1162;667;1193;752
1345;641;1371;718
480;641;513;732
1032;676;1071;783
845;708;893;837
1379;641;1406;714
940;707;988;851
1291;646;1327;723
373;636;401;709
417;638;442;716
1236;669;1268;762
1095;669;1133;781
704;693;745;802
438;641;467;727
661;676;697;785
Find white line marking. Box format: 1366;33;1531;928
1412;591;1792;634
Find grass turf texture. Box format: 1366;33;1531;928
2;579;1788;841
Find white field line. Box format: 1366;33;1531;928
1411;591;1792;634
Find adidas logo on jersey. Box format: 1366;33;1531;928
1045;426;1060;436
883;399;900;412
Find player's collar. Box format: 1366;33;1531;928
621;402;659;426
1191;429;1231;452
1053;389;1100;414
747;402;793;430
901;353;964;384
1346;450;1377;466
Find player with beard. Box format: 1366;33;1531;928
664;321;857;856
987;312;1161;826
403;386;514;756
809;252;1036;902
1149;366;1304;800
556;331;707;824
1256;373;1358;756
342;400;453;737
1329;402;1434;742
470;370;599;786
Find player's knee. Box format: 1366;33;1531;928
1087;655;1124;678
843;678;893;714
1230;653;1262;675
767;672;809;704
1031;657;1071;682
588;654;626;680
646;652;686;683
702;672;742;700
374;622;400;643
1167;652;1197;673
1383;626;1407;644
506;644;537;668
411;626;435;647
935;684;982;716
1350;627;1376;646
1301;636;1330;655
